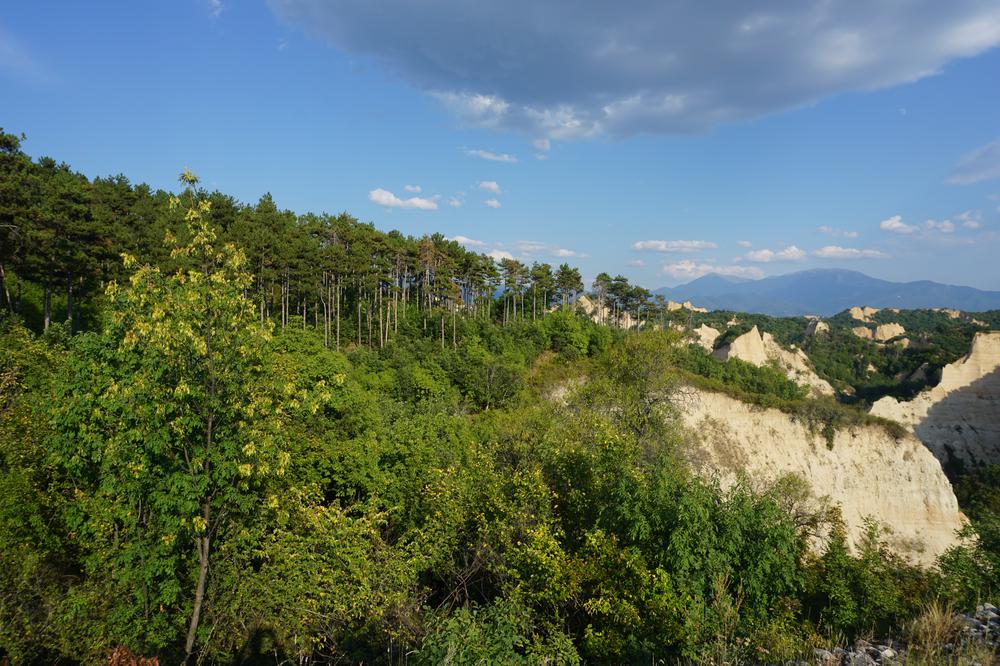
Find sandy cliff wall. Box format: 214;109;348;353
871;332;1000;470
680;389;964;564
713;325;835;397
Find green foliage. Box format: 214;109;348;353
2;134;998;663
803;518;925;638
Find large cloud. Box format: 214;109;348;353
269;0;1000;138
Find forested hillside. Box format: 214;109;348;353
2;131;999;664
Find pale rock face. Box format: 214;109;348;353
690;324;720;351
805;320;830;336
852;326;874;340
713;326;835;397
667;300;708;313
874;322;906;342
849;306;881;322
681;389;964;564
576;293;639;329
935;308;963;320
871;332;1000;469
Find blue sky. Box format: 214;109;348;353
2;1;1000;289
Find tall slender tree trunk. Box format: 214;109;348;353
184;503;211;662
66;280;73;334
43;282;51;332
0;263;12;313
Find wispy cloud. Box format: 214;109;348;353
879;215;917;234
813;245;888;259
0;26;54;85
744;245;807;263
465;148;518;163
661;260;763;280
447;235;485;246
484;198;502;209
818;225;859;238
478;180;502;194
924;219;955;233
632;239;718;253
487;249;514;261
448;197;462;208
957;210;982;229
403;184;422;193
368;187;438;210
736;240;752;248
949;138;1000;185
515;240;585;258
208;0;224;16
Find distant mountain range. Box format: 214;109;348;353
654;269;1000;316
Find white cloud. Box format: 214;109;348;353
487;249;514;261
661;260;764;281
632;239;718;253
880;215;917;234
465;148;518;163
924;219;956;233
448;197;462;208
478;180;502;194
515;240;586;258
628;259;646;268
447;235;485;247
368;187;438;210
744;245;807;263
949;138;1000;185
813;245;888;259
208;0;224;16
271;1;1000;139
403;184;422;193
817;225;859;238
484;198;502;209
957;210;983;229
736;240;753;248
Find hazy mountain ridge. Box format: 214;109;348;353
656;269;1000;316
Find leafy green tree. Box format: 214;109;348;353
50;173;325;660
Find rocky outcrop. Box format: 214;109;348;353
874;322;906;341
681;389;964;564
933;307;988;327
871;331;1000;470
666;300;709;313
849;306;881;322
575;294;640;329
806;319;830;336
852;322;907;343
713;326;835;397
690;324;720;351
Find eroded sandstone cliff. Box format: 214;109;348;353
713;325;835;397
680;389;964;564
871;331;1000;470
